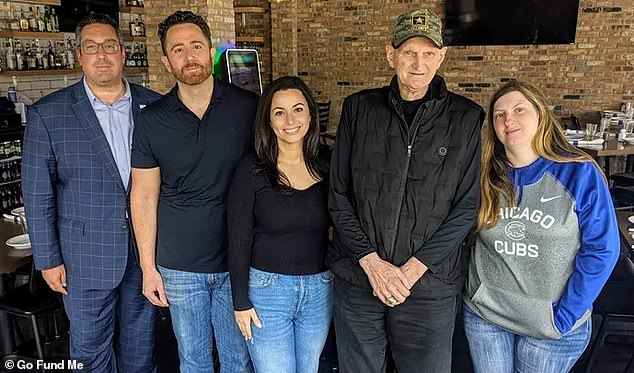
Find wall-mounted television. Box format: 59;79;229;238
444;0;581;46
58;0;120;33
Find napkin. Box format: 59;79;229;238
568;139;604;145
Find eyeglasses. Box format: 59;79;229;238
81;41;121;55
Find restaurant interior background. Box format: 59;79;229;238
0;0;632;372
0;0;630;130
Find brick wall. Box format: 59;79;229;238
270;0;634;131
145;0;236;93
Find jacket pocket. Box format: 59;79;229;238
471;282;563;340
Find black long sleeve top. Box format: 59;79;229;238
227;156;330;311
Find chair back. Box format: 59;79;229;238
317;101;331;133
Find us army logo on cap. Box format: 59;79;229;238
412;15;428;31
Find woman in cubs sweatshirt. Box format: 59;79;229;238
463;80;619;373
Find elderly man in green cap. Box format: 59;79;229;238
328;8;484;372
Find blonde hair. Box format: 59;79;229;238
478;80;602;230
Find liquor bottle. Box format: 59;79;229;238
47;41;55;69
5;39;16;71
58;41;66;69
1;163;8;182
51;8;59;33
129;18;136;37
54;41;63;69
17;183;23;205
141;43;148;67
43;6;52;32
6;186;14;209
136;44;143;66
137;16;146;37
9;8;20;31
26;41;36;70
14;40;24;71
66;38;75;69
133;43;140;66
35;39;44;69
27;7;37;32
129;44;137;67
138;0;145;6
133;16;142;37
19;9;29;32
37;7;46;33
1;188;8;209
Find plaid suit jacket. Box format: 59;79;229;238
22;80;161;290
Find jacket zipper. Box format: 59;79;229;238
386;106;425;261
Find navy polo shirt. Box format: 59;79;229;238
132;78;258;273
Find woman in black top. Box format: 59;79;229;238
227;76;332;373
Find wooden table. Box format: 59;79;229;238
577;140;634;176
0;218;32;356
577;140;634;158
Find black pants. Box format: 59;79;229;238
333;274;457;373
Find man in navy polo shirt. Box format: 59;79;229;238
129;11;257;373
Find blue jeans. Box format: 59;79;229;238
247;268;334;373
463;304;591;373
158;266;253;373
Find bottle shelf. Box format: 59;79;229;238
0;179;21;187
124;67;148;74
122;35;146;42
0;69;80;76
0;67;148;76
120;6;145;14
0;156;21;164
235;36;265;44
0;31;65;39
11;0;61;5
234;6;267;14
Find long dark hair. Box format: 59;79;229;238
253;76;328;193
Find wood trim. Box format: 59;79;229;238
11;0;60;6
124;67;148;74
235;36;265;44
120;6;145;14
0;69;80;77
234;6;267;14
0;31;65;39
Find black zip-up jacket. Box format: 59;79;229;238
328;75;485;289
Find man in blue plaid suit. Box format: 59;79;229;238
22;14;160;372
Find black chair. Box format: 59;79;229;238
0;263;63;360
317;101;331;134
611;173;634;188
611;186;634;211
584;254;634;373
561;114;582;130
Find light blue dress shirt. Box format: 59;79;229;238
83;78;134;189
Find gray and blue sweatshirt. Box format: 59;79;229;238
464;157;620;340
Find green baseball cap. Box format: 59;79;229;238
390;9;444;49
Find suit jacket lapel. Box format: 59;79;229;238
70;82;126;191
131;85;142;120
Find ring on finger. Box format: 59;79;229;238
386;296;397;306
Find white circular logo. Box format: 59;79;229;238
504;221;526;241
